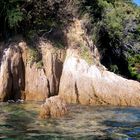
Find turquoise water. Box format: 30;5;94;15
0;102;140;140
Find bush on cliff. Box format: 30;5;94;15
81;0;140;81
0;0;77;40
0;0;139;81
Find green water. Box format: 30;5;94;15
0;102;140;140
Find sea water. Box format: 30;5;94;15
0;102;140;140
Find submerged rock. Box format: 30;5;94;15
59;49;140;106
39;96;68;119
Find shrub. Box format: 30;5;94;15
80;43;93;65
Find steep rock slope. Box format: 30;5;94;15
0;44;25;101
58;19;140;106
0;41;65;101
59;49;140;106
40;42;65;97
17;41;49;101
0;19;140;106
22;41;65;101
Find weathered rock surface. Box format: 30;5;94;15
0;44;25;101
65;19;100;66
14;41;65;101
40;41;65;97
0;40;65;101
39;96;68;119
59;49;140;106
18;41;50;101
24;64;49;101
0;19;140;106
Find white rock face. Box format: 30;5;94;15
59;49;140;106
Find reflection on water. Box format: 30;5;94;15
0;102;140;140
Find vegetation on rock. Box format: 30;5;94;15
0;0;140;81
81;0;140;80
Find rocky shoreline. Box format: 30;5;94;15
0;19;140;118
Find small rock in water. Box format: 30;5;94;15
16;99;24;103
7;100;15;103
39;96;68;119
7;99;24;104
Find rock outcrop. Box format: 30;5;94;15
24;64;49;101
24;41;65;101
18;41;49;101
40;41;65;97
39;96;68;119
59;49;140;106
0;44;25;101
0;40;65;101
0;19;140;107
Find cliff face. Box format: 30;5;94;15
0;41;65;101
59;49;140;106
0;19;140;106
0;44;25;101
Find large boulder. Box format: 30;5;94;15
59;49;140;106
39;96;68;119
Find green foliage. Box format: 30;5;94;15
53;42;65;49
28;48;37;63
28;48;40;63
128;54;140;80
0;0;24;31
81;0;140;80
0;0;76;38
110;65;119;74
80;43;93;65
7;8;23;28
36;60;43;69
28;47;43;69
